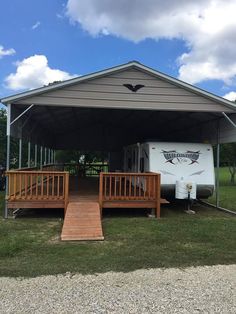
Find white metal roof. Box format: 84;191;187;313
1;61;236;112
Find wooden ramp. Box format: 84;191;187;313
61;201;104;241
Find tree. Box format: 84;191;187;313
56;150;107;164
220;98;236;185
221;143;236;185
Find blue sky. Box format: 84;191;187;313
1;0;236;104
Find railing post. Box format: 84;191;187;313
64;172;69;216
156;174;161;218
99;172;103;216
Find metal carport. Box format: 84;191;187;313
1;61;236;218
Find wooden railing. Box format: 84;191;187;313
62;163;109;177
16;164;64;172
99;172;161;218
42;164;64;171
6;170;69;211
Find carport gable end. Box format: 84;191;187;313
2;61;236;113
1;61;236;152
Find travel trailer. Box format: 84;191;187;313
123;142;215;199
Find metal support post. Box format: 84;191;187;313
34;144;37;168
48;149;51;164
216;122;220;208
5;103;11;218
19;138;22;169
40;146;43;169
51;149;53;164
44;147;47;165
28;142;31;168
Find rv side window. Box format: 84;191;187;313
140;157;144;173
128;158;132;170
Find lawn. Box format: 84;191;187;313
208;167;236;211
0;189;235;278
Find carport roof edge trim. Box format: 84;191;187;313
1;61;236;111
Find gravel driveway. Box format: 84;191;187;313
0;264;235;313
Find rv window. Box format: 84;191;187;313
128;158;132;170
140;157;144;173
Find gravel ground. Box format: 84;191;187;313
0;264;235;313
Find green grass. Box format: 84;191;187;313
0;167;235;277
0;190;235;277
208;167;236;211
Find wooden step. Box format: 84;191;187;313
61;201;104;241
160;198;170;204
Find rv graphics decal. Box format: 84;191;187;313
161;150;200;165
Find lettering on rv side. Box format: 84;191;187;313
161;150;200;165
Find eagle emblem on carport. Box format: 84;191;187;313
123;84;145;92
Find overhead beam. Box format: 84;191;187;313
10;104;34;126
222;112;236;128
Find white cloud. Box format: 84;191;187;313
66;0;236;85
223;91;236;102
0;45;15;58
5;55;77;91
56;13;64;19
32;21;41;30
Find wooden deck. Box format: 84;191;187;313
6;171;166;241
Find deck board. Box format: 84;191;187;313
61;201;104;241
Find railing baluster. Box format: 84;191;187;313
36;174;38;198
104;175;107;200
124;175;127;198
19;173;22;198
41;174;43;199
156;174;161;218
29;174;32;199
109;175;112;200
143;176;146;199
62;175;65;199
138;175;141;198
153;176;155;199
52;174;55;198
24;174;27;198
129;175;132;199
119;176;121;198
46;174;49;199
13;173;16;199
57;175;60;198
114;175;117;199
99;172;103;209
134;176;137;197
